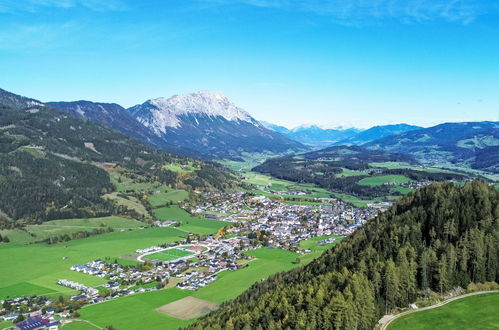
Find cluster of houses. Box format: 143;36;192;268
0;297;69;330
177;273;218;290
57;280;99;297
208;193;377;251
15;314;60;330
317;237;337;245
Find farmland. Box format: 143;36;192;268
0;227;185;299
77;248;301;330
0;216;145;245
358;175;412;186
149;190;189;207
388;292;499;330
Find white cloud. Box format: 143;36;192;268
0;0;127;13
199;0;498;25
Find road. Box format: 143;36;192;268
377;290;499;330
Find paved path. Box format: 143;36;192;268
377;290;499;330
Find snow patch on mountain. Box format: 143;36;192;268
130;91;256;135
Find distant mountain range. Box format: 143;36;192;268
262;123;361;148
335;123;422;145
265;120;499;173
264;122;421;148
365;121;499;173
47;91;305;160
3;87;499;173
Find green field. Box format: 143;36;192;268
154;206;228;235
0;216;145;245
370;162;463;174
103;192;150;218
336;168;366;177
146;249;194;261
331;192;379;208
109;171;162;193
78;248;300;330
0;320;14;329
242;171;293;189
61;321;100;329
391;186;415;195
298;235;345;263
389;292;499;330
0;227;185;299
149;190;189;207
162;162;196;173
358;175;412;186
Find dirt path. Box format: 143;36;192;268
377;290;499;330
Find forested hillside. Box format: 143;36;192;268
365;121;499;173
190;181;499;329
0;100;239;226
253;146;468;199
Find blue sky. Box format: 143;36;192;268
1;0;499;128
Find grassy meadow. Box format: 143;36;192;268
358;175;412;186
389;292;499;330
0;227;186;299
0;216;145;245
154;206;228;235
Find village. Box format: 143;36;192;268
0;191;380;329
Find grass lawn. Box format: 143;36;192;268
79;288;193;330
0;320;14;329
79;248;301;330
389;292;499;330
146;249;194;261
154;206;228;235
358;175;412;186
61;321;101;329
149;190;189;207
0;227;185;299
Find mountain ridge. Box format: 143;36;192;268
365;121;499;173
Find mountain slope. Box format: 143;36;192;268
128;91;306;159
191;181;499;329
46;101;206;159
0;88;44;109
365;121;499;173
0;89;239;225
335;123;422;146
